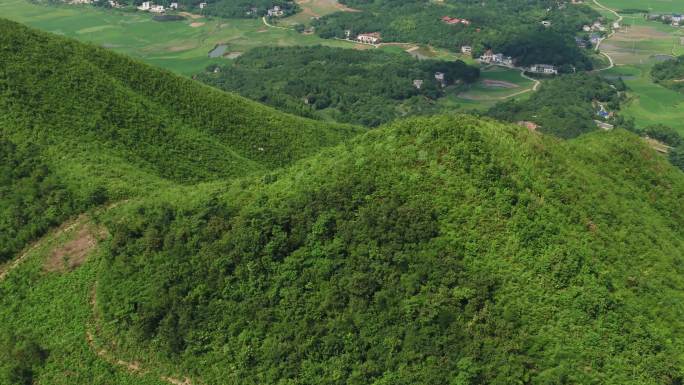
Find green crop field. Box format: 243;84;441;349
451;65;535;108
0;0;360;75
603;65;684;134
596;13;684;134
601;0;684;14
0;0;529;108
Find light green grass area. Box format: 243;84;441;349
603;65;684;134
597;14;684;134
279;0;350;26
0;0;358;75
601;0;684;14
449;65;535;109
0;0;465;76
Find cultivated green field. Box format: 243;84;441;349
597;12;684;134
601;0;684;14
0;0;360;75
450;65;535;109
0;0;532;105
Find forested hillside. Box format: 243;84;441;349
652;55;684;93
313;0;597;70
97;115;684;385
198;46;479;126
0;17;359;260
2;17;684;385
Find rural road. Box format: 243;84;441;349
592;0;622;71
262;16;292;30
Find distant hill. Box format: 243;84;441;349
0;18;360;263
1;17;684;385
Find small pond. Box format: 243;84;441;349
208;44;228;58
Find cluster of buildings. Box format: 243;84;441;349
412;72;449;90
648;13;684;26
582;21;606;32
353;32;381;45
527;64;558;75
137;1;178;13
267;5;284;17
479;49;513;66
441;16;471;26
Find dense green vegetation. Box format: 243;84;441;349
0;18;360;186
98;115;684;385
198;46;479;126
0;333;50;385
637;124;684;171
487;73;629;137
0;140;96;263
313;0;598;70
2;16;684;385
651;55;684;92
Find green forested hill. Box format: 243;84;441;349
94;115;684;385
1;17;684;385
0;18;359;263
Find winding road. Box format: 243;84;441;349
592;0;623;71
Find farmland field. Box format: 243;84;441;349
447;65;535;110
600;0;684;14
0;0;535;106
0;0;360;75
595;8;684;134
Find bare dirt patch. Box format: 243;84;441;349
189;22;205;28
44;222;106;273
483;79;519;88
178;11;203;19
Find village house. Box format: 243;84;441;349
356;32;381;44
594;120;614;130
590;33;601;45
268;5;284;17
413;79;424;89
479;49;512;65
441;16;470;25
170;2;178;9
199;2;207;9
582;25;591;32
137;1;150;10
575;36;587;48
149;4;165;12
517;121;539;131
480;49;494;62
528;64;558;75
461;45;472;54
613;21;620;29
434;72;446;87
108;0;121;7
592;21;606;32
541;20;551;27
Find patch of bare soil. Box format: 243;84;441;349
178;11;203;19
44;222;106;273
189;22;205;28
483;79;519;88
